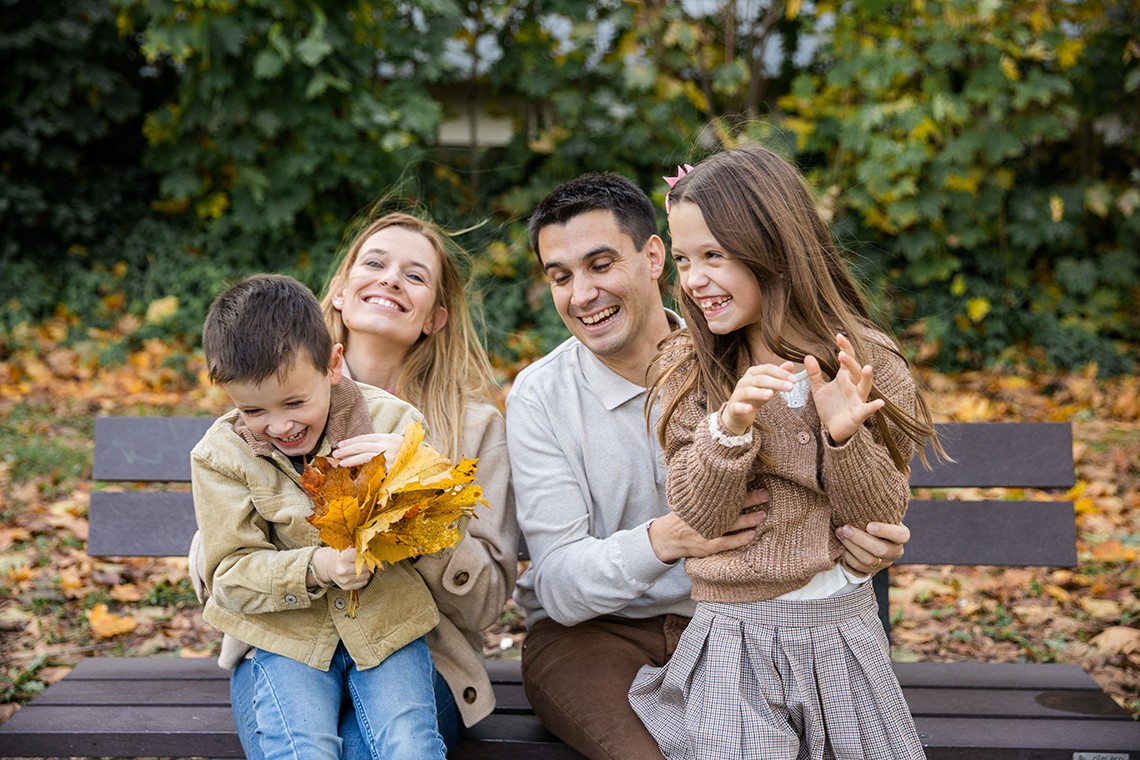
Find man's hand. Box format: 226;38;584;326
836;521;910;575
649;489;769;564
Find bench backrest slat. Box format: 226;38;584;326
92;417;215;482
88;418;1078;567
910;422;1074;489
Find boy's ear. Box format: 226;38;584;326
327;343;345;384
422;305;449;336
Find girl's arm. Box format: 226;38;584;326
812;336;916;528
661;361;766;539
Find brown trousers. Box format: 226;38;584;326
521;613;690;760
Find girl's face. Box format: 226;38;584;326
668;200;764;344
332;226;449;352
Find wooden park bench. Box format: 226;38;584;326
1;417;1137;758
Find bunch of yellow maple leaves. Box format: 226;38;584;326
300;420;485;616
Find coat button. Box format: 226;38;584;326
463;687;477;704
334;597;347;610
796;432;811;444
284;594;297;605
454;571;470;586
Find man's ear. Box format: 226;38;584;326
328;343;345;385
422;305;449;336
645;234;667;279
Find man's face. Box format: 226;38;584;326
222;349;343;457
537;209;666;366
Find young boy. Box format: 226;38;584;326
192;274;446;759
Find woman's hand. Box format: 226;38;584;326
331;433;404;468
804;333;884;444
311;546;371;590
721;361;797;436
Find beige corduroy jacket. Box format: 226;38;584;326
191;396;517;727
191;379;437;671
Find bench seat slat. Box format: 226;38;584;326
914;716;1140;757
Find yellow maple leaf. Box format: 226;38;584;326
301;420;486;616
86;603;138;638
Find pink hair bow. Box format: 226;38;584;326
663;164;693;214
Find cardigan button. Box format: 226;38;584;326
463;687;477;704
284;594;298;605
796;432;811;444
334;597;347;611
454;571;470;586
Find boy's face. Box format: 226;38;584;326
222;347;344;457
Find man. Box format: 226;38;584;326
505;173;910;760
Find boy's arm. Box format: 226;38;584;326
192;449;321;614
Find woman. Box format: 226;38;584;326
195;212;518;757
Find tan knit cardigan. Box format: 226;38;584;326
659;332;916;603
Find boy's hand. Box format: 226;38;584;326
805;333;884;444
721;361;797;436
331;433;404;468
311;546;371;590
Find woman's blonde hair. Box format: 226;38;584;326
652;143;941;472
320;212;499;460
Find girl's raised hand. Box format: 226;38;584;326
721;361;797;436
331;433;404;468
804;333;884;444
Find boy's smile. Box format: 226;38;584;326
222;348;344;457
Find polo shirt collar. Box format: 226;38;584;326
579;309;683;412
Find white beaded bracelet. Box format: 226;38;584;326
708;411;752;447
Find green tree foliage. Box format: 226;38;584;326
777;0;1139;372
2;0;1136;373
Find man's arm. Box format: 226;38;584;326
837;521;910;574
507;392;673;625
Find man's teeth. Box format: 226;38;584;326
581;306;618;326
700;297;731;310
365;296;403;311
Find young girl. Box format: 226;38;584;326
628;144;939;759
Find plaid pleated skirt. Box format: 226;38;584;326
628;583;926;760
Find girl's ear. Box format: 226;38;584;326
422;305;449;336
330;280;345;310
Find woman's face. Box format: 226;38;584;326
332;225;449;352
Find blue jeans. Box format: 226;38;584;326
239;637;448;760
231;640;463;759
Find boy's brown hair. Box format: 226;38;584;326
203;274;332;385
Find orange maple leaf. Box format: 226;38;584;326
86;603;138;638
300;420;486;616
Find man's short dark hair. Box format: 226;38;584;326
203;274;332;385
527;173;658;262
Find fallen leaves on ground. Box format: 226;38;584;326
0;321;1136;719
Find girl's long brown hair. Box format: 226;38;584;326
651;144;942;473
320;212;499;460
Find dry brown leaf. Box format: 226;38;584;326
110;583;145;602
301;420;485;616
1088;626;1140;656
1079;597;1122;621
